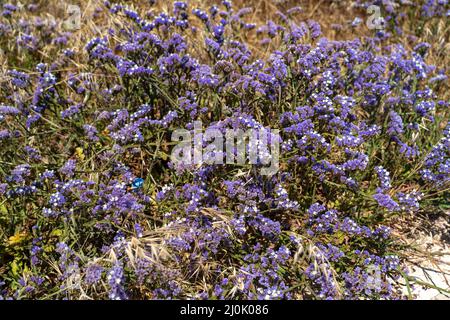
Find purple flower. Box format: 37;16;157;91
373;193;400;212
83;124;100;142
107;264;127;300
85;264;104;285
59;159;77;177
387;111;403;136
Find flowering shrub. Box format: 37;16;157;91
0;1;448;300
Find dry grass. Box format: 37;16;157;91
2;0;447;83
6;0;447;63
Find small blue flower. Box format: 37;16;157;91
132;178;144;190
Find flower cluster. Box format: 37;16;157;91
0;0;448;300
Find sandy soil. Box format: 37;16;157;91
401;214;450;300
